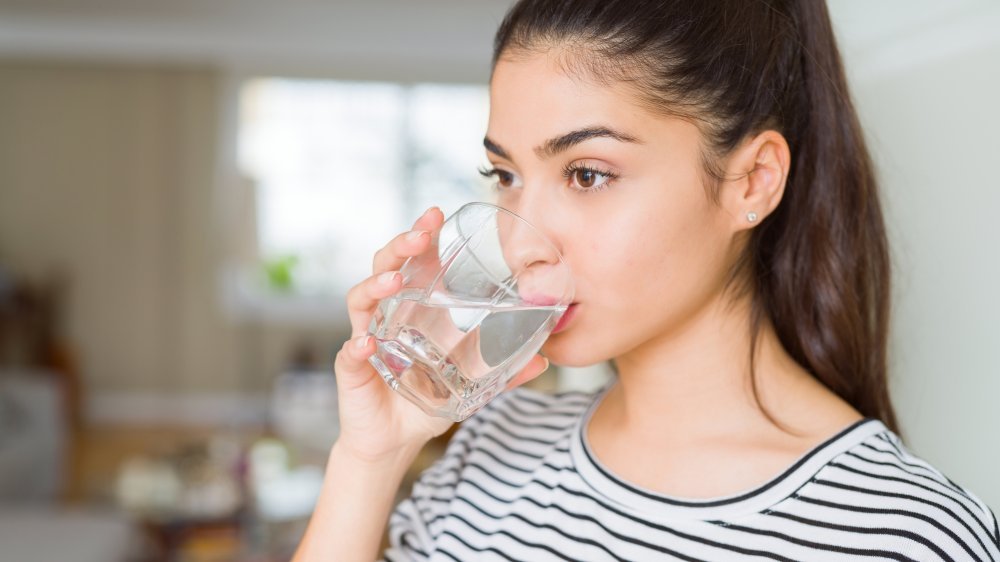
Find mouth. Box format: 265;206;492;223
520;293;560;307
552;303;579;334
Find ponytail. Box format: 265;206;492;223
750;0;898;432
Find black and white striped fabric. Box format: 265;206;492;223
382;386;1000;561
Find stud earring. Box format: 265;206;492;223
747;211;758;223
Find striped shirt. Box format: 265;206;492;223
382;386;1000;561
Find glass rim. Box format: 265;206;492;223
454;201;569;266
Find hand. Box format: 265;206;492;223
332;206;550;463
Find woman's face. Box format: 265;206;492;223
485;51;742;367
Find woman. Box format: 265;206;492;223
295;0;999;560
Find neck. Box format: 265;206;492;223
605;290;822;445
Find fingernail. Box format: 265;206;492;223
378;271;399;285
406;230;428;242
541;358;550;372
355;336;370;350
416;207;438;223
413;208;431;225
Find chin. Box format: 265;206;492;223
541;329;614;368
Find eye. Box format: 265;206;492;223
478;165;522;191
563;163;618;193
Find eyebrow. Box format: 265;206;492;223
483;126;641;161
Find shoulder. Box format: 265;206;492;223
806;425;1000;558
435;386;598;476
465;385;599;440
391;386;597;517
437;385;599;461
480;385;600;420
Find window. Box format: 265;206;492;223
233;78;492;312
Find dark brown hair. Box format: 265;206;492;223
493;0;899;433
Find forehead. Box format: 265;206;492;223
488;52;648;135
487;51;701;159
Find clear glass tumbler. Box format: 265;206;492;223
367;202;574;421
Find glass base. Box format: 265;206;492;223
368;353;496;423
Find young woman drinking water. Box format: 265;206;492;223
295;0;1000;559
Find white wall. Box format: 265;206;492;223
827;0;1000;511
845;34;1000;510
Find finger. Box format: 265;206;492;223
412;206;445;232
505;355;551;391
371;229;432;275
346;270;402;337
334;335;378;392
372;207;445;275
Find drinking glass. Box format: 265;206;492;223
367;202;574;421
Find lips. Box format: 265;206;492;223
553;303;579;334
521;294;560;307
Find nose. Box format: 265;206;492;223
496;196;571;304
496;185;563;267
497;210;557;274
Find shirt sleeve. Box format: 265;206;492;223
380;413;483;562
884;431;1000;559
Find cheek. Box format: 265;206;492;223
543;208;717;364
616;220;674;301
585;201;721;313
575;212;665;299
582;219;640;270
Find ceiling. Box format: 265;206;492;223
0;0;996;83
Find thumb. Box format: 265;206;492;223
505;354;550;391
334;335;380;392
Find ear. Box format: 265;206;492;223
719;130;790;231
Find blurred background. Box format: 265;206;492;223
0;0;997;560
